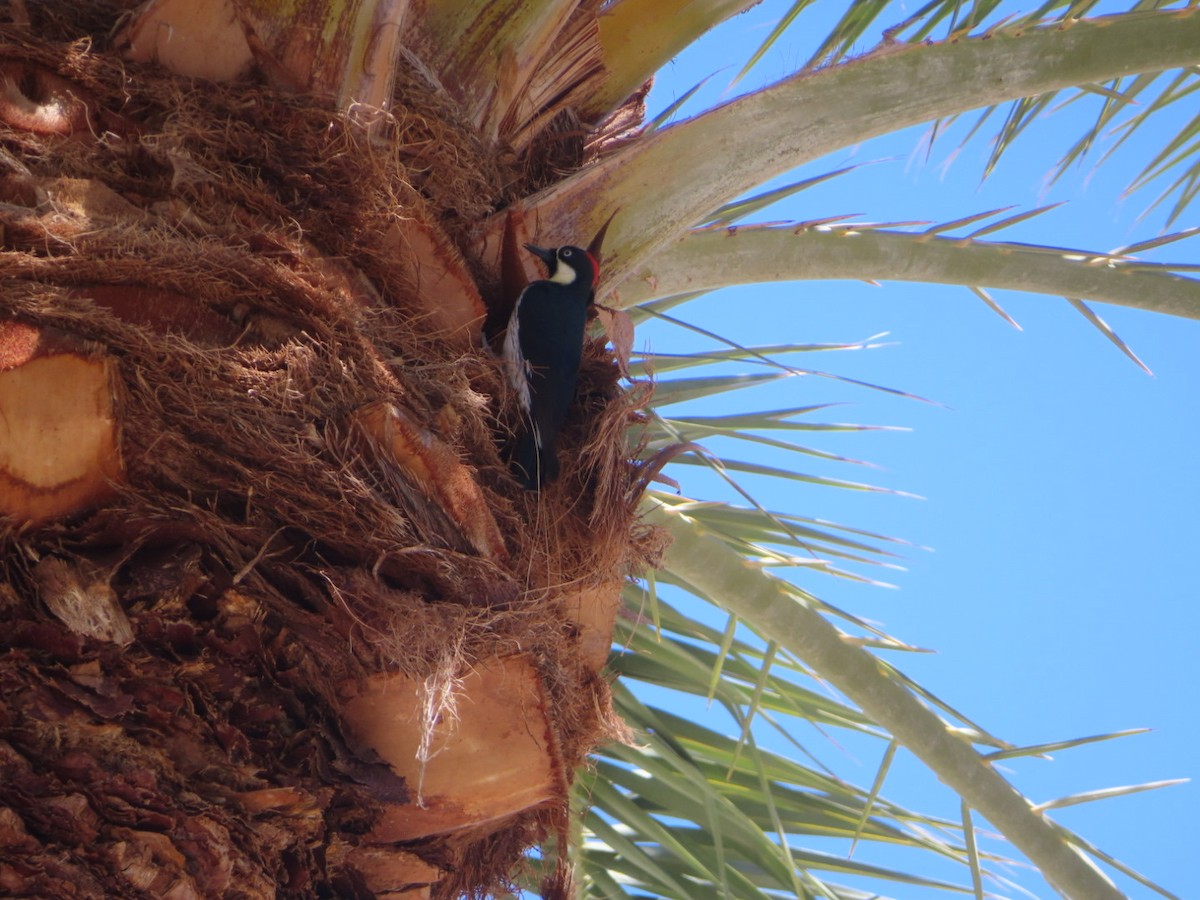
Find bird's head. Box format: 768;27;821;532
525;244;599;290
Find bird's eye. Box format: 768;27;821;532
561;248;573;257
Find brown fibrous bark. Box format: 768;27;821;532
0;7;656;897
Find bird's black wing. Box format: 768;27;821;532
517;284;589;441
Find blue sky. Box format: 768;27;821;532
630;2;1198;897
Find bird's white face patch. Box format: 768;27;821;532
549;258;578;286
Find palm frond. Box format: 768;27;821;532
614;220;1200;323
586;626;986;898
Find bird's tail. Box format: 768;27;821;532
514;428;559;489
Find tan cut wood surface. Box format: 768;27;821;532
341;654;560;841
0;326;122;522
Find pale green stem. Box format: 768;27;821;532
610;224;1200;319
500;10;1200;290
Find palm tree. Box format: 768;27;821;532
0;1;1194;898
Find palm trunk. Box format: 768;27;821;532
0;4;641;897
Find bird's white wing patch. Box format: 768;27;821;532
503;301;531;413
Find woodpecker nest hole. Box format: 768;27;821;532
0;11;658;899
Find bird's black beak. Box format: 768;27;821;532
523;244;556;270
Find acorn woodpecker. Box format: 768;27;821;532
504;243;599;488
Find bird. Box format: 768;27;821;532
503;242;599;489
